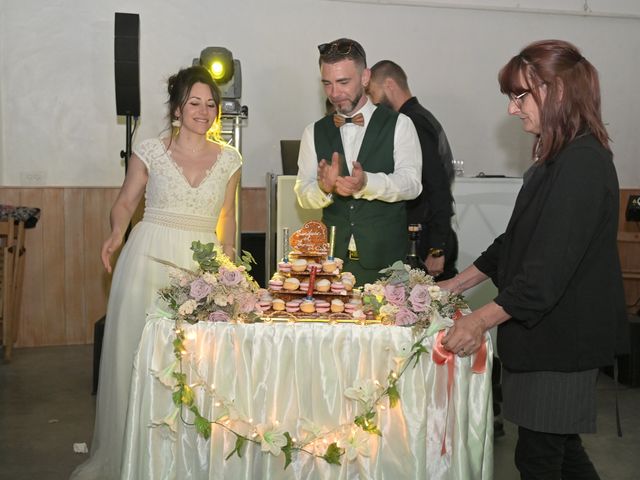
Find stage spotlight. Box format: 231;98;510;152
199;47;234;83
194;46;242;107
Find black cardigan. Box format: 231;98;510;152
474;134;628;372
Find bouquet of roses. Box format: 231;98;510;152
156;241;261;324
361;261;467;328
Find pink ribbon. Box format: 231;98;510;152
431;310;488;455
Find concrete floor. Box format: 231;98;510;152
1;345;639;480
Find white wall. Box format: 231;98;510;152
1;0;638;188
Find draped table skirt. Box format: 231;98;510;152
122;316;493;479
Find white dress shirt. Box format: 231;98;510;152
294;99;422;210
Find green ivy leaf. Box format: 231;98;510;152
172;390;182;407
181;385;194;407
282;432;294;470
225;434;246;460
411;344;429;368
240;250;256;272
194;414;211;439
322;442;344;466
387;383;400;408
173;372;187;384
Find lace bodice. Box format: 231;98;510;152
133;138;242;219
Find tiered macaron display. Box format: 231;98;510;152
262;221;363;319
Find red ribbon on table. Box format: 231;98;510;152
431;309;488;455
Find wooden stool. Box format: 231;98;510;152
1;219;26;362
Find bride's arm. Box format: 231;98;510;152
217;169;241;259
101;154;148;273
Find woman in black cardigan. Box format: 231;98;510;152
439;40;627;479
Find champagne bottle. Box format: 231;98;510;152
405;224;424;270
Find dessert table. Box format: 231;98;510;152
122;316;494;479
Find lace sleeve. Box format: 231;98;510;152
133;138;164;170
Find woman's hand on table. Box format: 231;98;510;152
441;301;511;357
441;310;486;357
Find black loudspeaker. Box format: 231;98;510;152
241;232;266;288
114;12;140;116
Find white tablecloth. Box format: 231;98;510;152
122;317;494;479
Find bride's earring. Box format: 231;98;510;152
172;117;181;128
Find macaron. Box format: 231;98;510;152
341;272;355;284
315;278;331;292
268;278;283;291
278;261;292;273
322;260;337;273
334;258;344;270
291;259;308;272
330;299;345;313
257;300;272;311
300;280;310;292
272;299;285;311
315;300;331;314
307;262;322;272
300;300;316;313
283;277;301;291
285;301;300;313
342;278;354;291
330;281;344;293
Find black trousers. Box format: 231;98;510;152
515;426;600;480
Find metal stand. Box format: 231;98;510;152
220;107;248;260
119;114;136;240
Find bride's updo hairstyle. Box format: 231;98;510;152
167;65;221;127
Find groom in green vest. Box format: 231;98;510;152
295;38;423;285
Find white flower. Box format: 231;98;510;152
213;293;229;307
151;406;180;433
352;310;366;320
151;358;179;388
202;272;217;285
379;304;399;317
337;428;370;461
217;399;249;423
255;422;288;456
427;285;443;301
299;417;322;442
393;341;414;370
178;299;197;316
344;379;380;407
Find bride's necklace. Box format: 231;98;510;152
175;138;207;154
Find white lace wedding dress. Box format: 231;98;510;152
71;138;241;479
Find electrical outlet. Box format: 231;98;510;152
20;171;47;186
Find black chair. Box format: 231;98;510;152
280;140;301;175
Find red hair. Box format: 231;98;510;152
498;39;610;162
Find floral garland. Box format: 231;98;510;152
153;252;469;468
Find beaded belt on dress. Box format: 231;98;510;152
142;208;216;233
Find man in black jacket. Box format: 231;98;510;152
368;60;457;279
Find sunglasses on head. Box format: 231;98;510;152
317;41;365;59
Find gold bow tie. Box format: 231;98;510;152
333;113;365;128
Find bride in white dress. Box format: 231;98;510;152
71;66;241;479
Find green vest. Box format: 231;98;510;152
314;106;407;270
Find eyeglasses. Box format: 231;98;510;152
508;91;530;109
318;41;365;59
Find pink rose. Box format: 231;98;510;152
408;284;431;312
395;307;418;326
208;310;230;322
189;277;213;301
238;293;258;313
219;267;243;286
384;283;406;306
